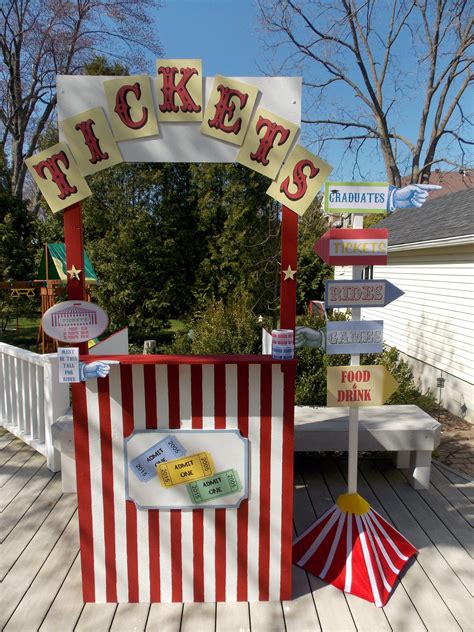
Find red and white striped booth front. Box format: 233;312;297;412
72;355;296;603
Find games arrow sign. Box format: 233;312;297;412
313;228;388;266
326;320;384;355
325;279;404;309
327;365;399;408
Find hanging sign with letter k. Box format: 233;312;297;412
313;228;389;266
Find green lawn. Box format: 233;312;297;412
0;317;40;350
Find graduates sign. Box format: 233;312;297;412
26;60;332;216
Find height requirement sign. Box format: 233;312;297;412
26;60;332;217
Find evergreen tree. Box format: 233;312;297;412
190;164;281;323
296;197;333;313
0;148;34;281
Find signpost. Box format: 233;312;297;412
326;365;399;407
326;320;384;355
324;181;389;214
312;228;388;266
325;279;404;309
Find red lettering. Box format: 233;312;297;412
249;116;290;166
279;159;320;201
114;82;148;129
33;151;77;200
158;66;201;114
74;119;109;164
207;84;248;135
364;390;371;401
337;390;346;402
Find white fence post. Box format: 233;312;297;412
43;354;70;471
0;343;70;472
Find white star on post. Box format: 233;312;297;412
67;265;82;280
283;265;297;281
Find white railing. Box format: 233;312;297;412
0;343;70;471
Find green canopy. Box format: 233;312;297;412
37;243;98;283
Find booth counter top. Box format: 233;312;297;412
80;353;297;366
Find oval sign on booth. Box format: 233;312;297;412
42;300;108;343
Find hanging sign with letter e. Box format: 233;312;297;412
313;228;388;266
327;365;398;407
325;280;404;309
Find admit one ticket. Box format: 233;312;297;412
156;452;214;487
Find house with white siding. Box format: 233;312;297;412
335;187;474;422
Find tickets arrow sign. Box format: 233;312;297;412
313;228;388;266
325;279;404;309
327;365;399;407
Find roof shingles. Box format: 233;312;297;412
375;187;473;246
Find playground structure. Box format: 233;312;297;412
0;243;98;353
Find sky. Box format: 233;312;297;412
155;0;385;180
155;0;470;182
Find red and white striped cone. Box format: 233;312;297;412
293;493;417;607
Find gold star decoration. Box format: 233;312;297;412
283;265;297;281
67;265;82;280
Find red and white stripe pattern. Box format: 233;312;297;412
293;504;417;607
73;358;295;603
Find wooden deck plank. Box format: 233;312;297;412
430;465;474;527
0;436;29;467
0;492;78;628
145;603;183;631
282;564;321;632
3;512;79;631
0;426;472;632
0;464;56;542
75;604;118;631
0;431;16;449
0;450;45;510
381;462;474;594
433;462;474;502
248;601;285;632
110;603;151;631
181;603;215;632
40;554;83;632
360;460;471;631
416;478;474;556
0;445;36;486
216;601;250;632
0;473;63;579
294;463;357;632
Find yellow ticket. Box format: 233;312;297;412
156;452;215;487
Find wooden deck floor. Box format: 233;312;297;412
1;427;473;632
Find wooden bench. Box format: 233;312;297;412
294;404;441;490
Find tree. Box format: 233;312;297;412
0;145;34;280
0;0;161;202
190;163;281;324
258;0;473;185
296;195;332;312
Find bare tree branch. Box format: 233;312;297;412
258;0;473;185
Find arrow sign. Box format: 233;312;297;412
325;280;404;309
324;181;389;214
327;365;398;407
326;320;384;355
313;228;388;266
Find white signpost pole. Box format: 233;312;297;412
347;213;364;494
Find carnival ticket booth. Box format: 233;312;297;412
27;61;332;602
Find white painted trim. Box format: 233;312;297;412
388;234;474;251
